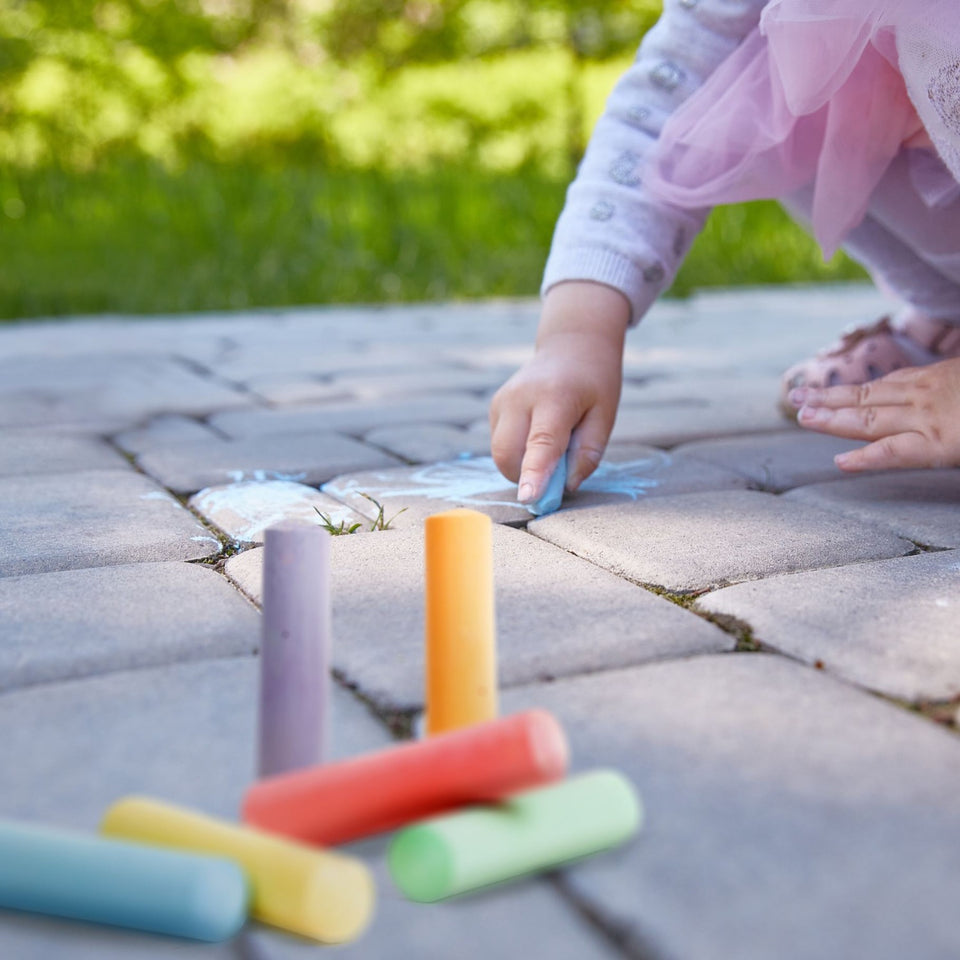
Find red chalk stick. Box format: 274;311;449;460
242;710;569;846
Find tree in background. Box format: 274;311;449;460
0;0;297;165
0;2;863;319
318;0;658;172
0;0;659;172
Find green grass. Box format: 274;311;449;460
0;157;866;321
0;21;868;321
671;200;867;295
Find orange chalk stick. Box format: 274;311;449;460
424;508;497;735
243;710;569;846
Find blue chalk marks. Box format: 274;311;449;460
322;454;666;515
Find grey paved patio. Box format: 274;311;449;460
2;285;960;960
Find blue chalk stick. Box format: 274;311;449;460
526;453;567;516
0;819;248;942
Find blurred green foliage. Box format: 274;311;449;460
0;0;863;319
0;0;656;171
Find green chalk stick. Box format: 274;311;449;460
388;769;641;902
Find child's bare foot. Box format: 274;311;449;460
789;357;960;470
778;311;960;418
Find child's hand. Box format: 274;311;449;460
791;357;960;470
489;282;630;502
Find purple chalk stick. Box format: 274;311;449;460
259;521;331;779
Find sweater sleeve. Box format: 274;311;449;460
541;0;769;325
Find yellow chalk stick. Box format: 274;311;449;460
425;508;498;736
100;796;373;944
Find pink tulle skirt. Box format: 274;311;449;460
647;0;960;256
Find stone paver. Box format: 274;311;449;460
136;431;401;495
241;375;354;406
673;430;867;491
608;399;788;447
0;470;220;578
321;449;750;531
248;870;614;960
618;372;784;408
0;562;258;693
465;417;493;436
0;311;274;362
190;481;368;544
223;547;267;599
0;429;129;477
571;444;752;506
113;414;223;455
322;457;531;528
17;418;132;435
224;525;733;712
620;284;889;378
0;657;613;960
209;394;490;440
697;550;960;702
0;354;252;428
502;655;960;960
3;285;957;958
530;490;914;594
785;469;960;548
206;345;437;382
0;915;238;960
444;343;533;372
330;365;505;399
362;424;493;463
0;658;378;839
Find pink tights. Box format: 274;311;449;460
783;148;960;324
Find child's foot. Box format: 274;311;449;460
778;311;960;419
791;356;960;470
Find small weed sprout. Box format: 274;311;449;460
314;507;363;536
314;494;407;534
359;492;408;530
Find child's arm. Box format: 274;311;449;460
489;282;629;501
791;358;960;470
542;0;768;326
492;0;768;501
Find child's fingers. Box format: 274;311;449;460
797;400;915;441
517;409;574;503
566;405;615;490
790;378;914;411
834;431;936;471
489;405;531;484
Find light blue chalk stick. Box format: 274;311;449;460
526;452;567;516
0;819;248;942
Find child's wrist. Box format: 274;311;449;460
537;281;630;348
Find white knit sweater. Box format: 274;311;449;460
541;0;768;325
